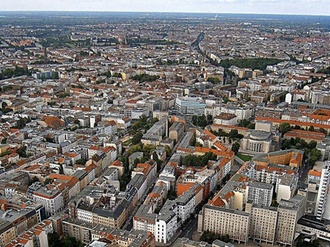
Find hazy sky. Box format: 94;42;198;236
1;0;329;16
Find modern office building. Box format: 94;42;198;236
175;97;206;115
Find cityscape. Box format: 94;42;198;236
0;8;330;247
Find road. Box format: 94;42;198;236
298;159;309;190
179;216;198;240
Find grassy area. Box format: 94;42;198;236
237;153;253;162
122;138;132;146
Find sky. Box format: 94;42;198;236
1;0;329;16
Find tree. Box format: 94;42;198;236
207;76;221;84
17;146;27;158
131;132;143;145
207;114;213;125
247;122;255;129
308;140;317;149
228;129;243;139
231;142;240;154
16;117;27;129
165;145;171;157
167;189;177;200
75;159;86;165
59;164;64;174
319;128;327;135
200;231;230;244
182;152;216;167
29;176;39;185
308;126;315;132
192;115;198;125
48;232;61;247
279;122;291;134
44;178;53;185
238;119;250;127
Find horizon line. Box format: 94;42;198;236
0;10;329;18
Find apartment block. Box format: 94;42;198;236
249;205;278;244
246;182;273;207
201;205;250;244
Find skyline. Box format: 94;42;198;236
1;0;329;16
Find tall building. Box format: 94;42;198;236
200;205;250;244
276;205;298;245
248;205;278;244
276;195;306;246
315;162;330;220
246;182;273;207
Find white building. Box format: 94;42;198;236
246;182;273;207
276;174;297;203
175;96;206;115
315;162;330;220
33;187;64;216
155;211;177;244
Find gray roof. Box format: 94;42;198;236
248;181;273;190
205;204;250;217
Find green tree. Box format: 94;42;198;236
48;232;61;247
16;117;27;129
231;142;241;154
59;164;64;174
17;146;27;158
131;132;143;145
207;76;221;84
279;122;291;134
228;129;243;139
319;128;328;135
167;189;177;200
207;114;213;125
200;231;231;244
29;176;39;185
44;178;53;185
308;126;315;132
75;159;86;165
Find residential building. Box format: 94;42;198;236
0;220;16;246
200;205;250;244
32;185;64;216
248;204;278;244
245;182;273;207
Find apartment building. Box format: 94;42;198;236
63;218;93;245
248;204;278;244
245;182;273;207
32;186;64;216
200;205;250;244
0;220;16;246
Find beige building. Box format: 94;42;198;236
200;205;250;244
169;121;185;142
248;204;278;244
241;130;273;153
63;218;93;245
0;220;16;246
276;205;297;246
